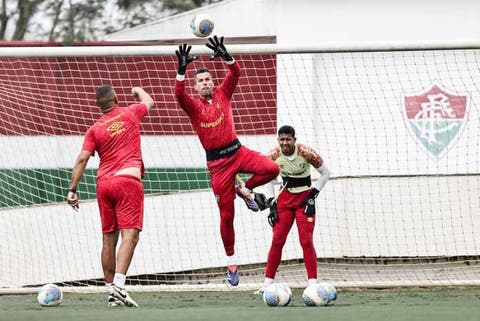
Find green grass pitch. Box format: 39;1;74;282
0;288;479;321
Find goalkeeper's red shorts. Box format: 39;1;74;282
96;175;144;234
208;145;279;206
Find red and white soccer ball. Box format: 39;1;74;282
37;283;63;307
190;14;214;38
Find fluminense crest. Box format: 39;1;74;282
403;85;469;158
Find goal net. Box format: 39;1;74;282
0;43;479;293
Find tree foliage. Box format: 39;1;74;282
0;0;221;42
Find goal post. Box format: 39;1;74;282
0;41;479;293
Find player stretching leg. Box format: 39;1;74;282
67;86;154;307
174;36;279;286
255;125;330;293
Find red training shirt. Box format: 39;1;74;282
174;61;241;151
82;103;147;181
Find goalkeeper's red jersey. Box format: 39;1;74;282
82;103;147;181
174;61;241;151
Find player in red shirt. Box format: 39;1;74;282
174;36;280;286
67;85;154;307
256;125;330;293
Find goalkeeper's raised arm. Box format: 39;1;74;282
172;36;279;287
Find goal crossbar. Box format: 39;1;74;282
1;39;480;57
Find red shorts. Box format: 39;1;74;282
208;145;278;206
96;175;144;233
277;189;316;224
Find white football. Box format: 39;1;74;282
37;283;63;307
302;283;329;306
190;14;214;38
263;283;292;307
320;282;338;304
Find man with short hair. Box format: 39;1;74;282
174;36;280;286
67;85;154;307
257;125;330;292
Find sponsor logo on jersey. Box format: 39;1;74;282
107;122;126;137
200;112;224;128
101;112;124;124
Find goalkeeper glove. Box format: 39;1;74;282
175;43;197;75
254;193;272;211
303;188;320;216
205;35;233;62
267;200;278;227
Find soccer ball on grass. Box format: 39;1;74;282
190;14;214;38
320;282;338;304
262;283;292;307
302;282;337;306
37;283;63;307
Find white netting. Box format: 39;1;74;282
0;45;479;292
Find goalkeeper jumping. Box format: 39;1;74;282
256;125;330;292
174;36;280;286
